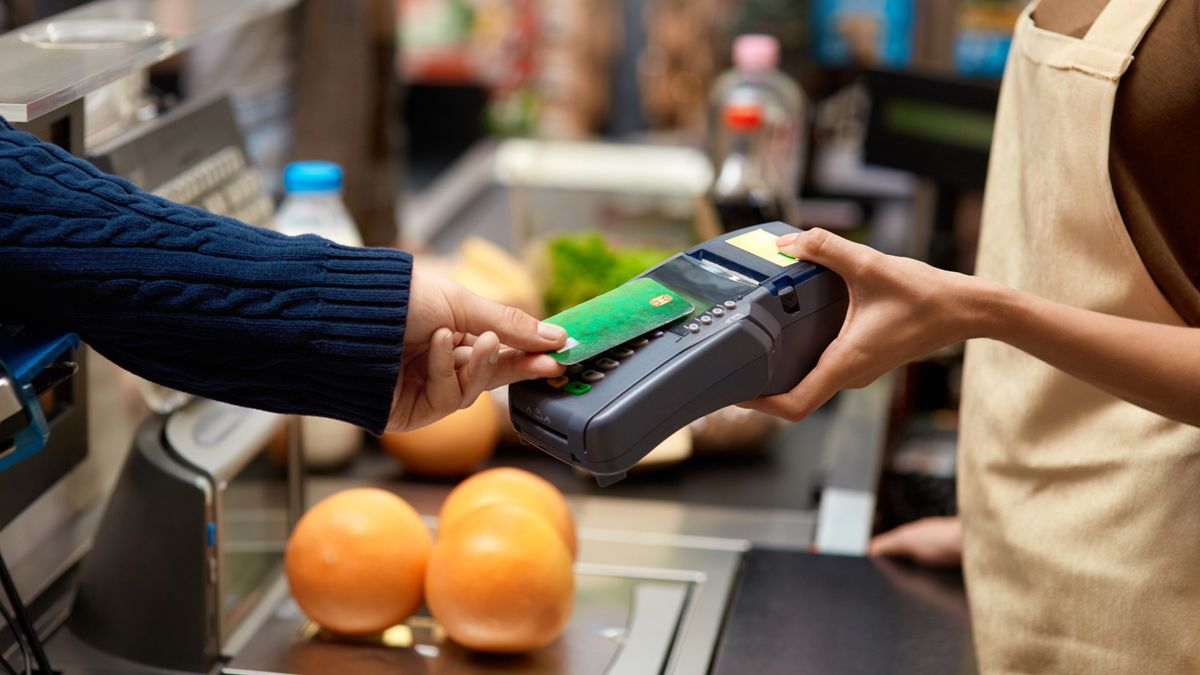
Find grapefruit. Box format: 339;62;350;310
284;488;431;635
380;392;500;477
438;467;577;558
425;503;575;652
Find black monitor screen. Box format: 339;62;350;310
864;69;1001;190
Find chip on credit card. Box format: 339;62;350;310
545;278;694;364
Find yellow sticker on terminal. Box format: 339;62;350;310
726;228;797;267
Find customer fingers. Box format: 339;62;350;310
451;286;568;353
457;332;500;408
424;328;463;415
453;345;473;368
483;351;565;389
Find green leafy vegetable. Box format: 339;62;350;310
542;233;673;316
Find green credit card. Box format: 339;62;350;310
545;278;694;365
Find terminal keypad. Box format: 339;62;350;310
546;304;740;392
547;327;665;394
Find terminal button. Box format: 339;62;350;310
699;315;713;325
595;358;620;370
712;307;725;317
609;346;635;358
564;381;592;395
626;337;649;347
776;285;800;313
723;300;737;310
546;376;570;389
581;370;605;383
687;324;701;333
565;363;584;374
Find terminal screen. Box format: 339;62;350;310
646;256;755;332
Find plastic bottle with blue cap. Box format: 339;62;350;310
272;161;364;468
274;161;363;247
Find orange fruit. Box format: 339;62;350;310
425;503;574;652
284;488;431;635
264;423;289;465
380;392;500;477
438;467;577;558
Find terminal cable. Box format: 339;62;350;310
0;553;46;675
0;597;30;675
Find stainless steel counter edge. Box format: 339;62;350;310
310;478;818;551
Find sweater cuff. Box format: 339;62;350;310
310;243;411;434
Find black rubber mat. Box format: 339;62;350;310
712;549;976;675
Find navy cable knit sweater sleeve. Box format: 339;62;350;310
0;117;409;434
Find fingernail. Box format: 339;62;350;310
777;233;799;248
538;322;567;340
488;349;500;365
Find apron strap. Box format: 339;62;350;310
1083;0;1169;55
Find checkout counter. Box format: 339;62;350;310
0;2;974;673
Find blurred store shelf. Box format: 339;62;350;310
0;0;297;122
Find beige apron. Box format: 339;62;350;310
959;0;1200;672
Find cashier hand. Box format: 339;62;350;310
870;516;963;568
745;228;1200;427
742;229;976;422
388;270;567;431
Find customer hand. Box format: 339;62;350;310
742;228;979;422
389;269;567;431
869;516;963;568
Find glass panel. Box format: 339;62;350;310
0;0;297;122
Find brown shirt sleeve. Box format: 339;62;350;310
1035;0;1200;326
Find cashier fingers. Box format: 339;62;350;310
743;228;976;422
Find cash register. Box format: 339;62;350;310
0;327;85;674
1;330;296;675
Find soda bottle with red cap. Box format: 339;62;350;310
707;34;806;228
710;95;787;232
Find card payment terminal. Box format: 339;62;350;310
509;222;849;485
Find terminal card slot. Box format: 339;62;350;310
511;409;573;458
691;257;762;287
688;248;770;283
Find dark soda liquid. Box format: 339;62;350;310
714;198;784;232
